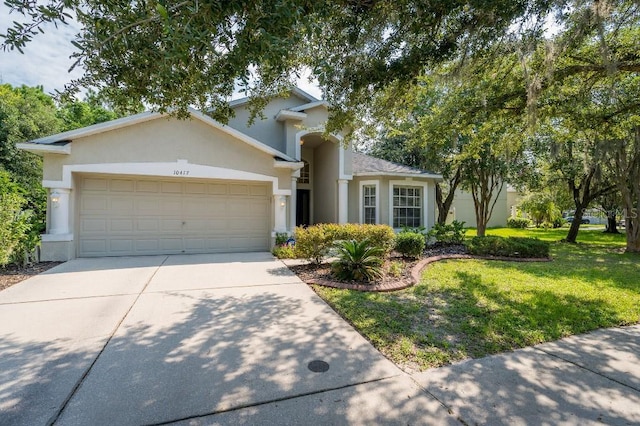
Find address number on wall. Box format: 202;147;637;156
173;170;190;176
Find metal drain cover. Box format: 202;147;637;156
307;360;330;373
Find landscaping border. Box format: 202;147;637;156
301;254;552;293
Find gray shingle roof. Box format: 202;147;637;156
352;152;439;177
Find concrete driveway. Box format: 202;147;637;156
0;253;454;426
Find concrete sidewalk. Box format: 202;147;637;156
1;253;638;425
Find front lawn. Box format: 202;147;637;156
312;228;640;371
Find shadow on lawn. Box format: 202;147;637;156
415;270;623;359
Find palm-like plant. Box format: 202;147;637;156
331;239;384;282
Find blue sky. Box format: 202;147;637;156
0;6;322;100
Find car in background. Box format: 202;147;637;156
565;216;590;224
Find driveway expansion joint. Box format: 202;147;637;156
48;256;169;426
0;292;142;306
144;374;403;426
534;346;640;393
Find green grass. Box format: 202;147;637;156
312;227;640;371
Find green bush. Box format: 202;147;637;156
466;236;550;258
294;223;395;264
272;244;297;259
394;232;426;258
294;225;331;264
0;171;36;267
275;232;290;246
507;217;531;229
426;220;466;245
331;239;384;282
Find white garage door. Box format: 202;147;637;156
78;175;271;257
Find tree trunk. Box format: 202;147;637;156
564;206;585;243
604;212;619;234
476;220;487;237
435;169;461;225
626;217;640;252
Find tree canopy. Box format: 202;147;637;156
2;0;559;129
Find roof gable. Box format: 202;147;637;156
20;108;297;162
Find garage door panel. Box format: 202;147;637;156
83;178;108;191
111;179;135;192
160;219;183;232
81;218;107;233
78;176;270;257
161;182;182;193
110;198;134;213
109;240;134;253
111;219;134;232
80;239;107;255
82;196;108;212
138;199;161;212
160;239;183;251
185;183;207;194
136;219;160;232
229;184;249;195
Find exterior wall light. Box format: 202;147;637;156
50;190;61;207
280;197;286;207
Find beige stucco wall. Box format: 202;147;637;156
450;186;509;228
227;95;308;153
43;116;291;190
507;189;523;218
302;106;331;130
313;141;338;223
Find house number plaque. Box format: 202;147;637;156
173;170;190;176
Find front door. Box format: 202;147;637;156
296;189;310;227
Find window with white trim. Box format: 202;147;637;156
393;186;422;228
362;184;376;224
299;159;310;184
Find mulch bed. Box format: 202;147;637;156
0;262;62;292
289;244;552;292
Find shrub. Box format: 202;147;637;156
426;220;466;245
275;232;289;246
507;217;531;229
272;245;297;259
331;239;384;282
0;172;36;267
294;223;395;263
466;236;550;258
294;225;332;264
387;261;404;278
395;232;426;258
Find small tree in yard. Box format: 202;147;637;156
519;192;563;228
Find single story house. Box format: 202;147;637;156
18;88;441;261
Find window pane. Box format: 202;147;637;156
362;185;376;224
392;186;422;228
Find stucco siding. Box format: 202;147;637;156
302;107;331;129
227;95;308;153
313;141;338;223
42;117;286;188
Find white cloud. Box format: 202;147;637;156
0;5;84;95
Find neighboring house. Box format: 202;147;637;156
446;186;511;228
18;88;442;261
